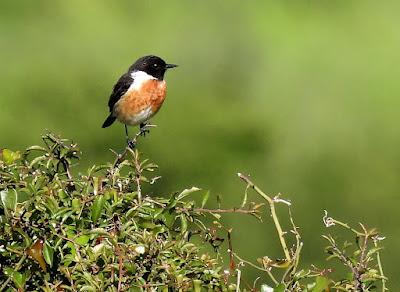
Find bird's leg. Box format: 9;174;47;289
125;125;136;149
139;122;151;137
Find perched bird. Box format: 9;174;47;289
102;55;177;148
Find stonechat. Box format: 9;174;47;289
102;55;177;148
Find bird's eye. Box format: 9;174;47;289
153;63;158;67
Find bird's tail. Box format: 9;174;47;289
102;114;116;128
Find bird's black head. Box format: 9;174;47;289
128;55;177;80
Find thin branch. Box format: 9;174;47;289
232;252;278;285
227;228;236;271
236;268;241;292
237;173;291;261
132;150;142;203
112;147;129;168
112;124;157;168
117;245;124;292
178;207;259;216
373;237;387;292
323;211;364;237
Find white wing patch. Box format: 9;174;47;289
128;70;156;91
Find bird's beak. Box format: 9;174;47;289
165;64;178;69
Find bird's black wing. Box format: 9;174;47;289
107;73;133;112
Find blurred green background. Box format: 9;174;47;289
1;0;399;289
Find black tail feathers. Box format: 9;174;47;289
102;115;116;128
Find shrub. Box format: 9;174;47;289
0;133;387;291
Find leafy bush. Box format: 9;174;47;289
0;134;387;291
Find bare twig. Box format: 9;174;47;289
227;228;236;271
131;149;142;203
281;208;303;284
112;147;129;168
237;173;291;262
232;252;278;285
323;210;363;236
236;268;241;292
373;236;387;291
178;207;260;216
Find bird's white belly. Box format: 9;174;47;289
124;106;154;126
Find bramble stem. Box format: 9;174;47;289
237;173;291;262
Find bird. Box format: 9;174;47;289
102;55;177;148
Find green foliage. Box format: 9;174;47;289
0;134;387;291
0;134;235;291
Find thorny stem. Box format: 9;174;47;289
237;173;291;262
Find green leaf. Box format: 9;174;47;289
311;276;329;292
17;190;30;203
210;213;221;220
141;221;157;229
43;241;54;268
4;268;26;288
193;279;202;292
91;195;105;222
13;271;25;289
167;193;178;209
0;189;17;211
88;228;109;236
201;190;210;208
76;235;90;246
273;284;285;292
177;187;201;200
26;145;47;152
0;149;21;164
29;155;47;167
71;198;81;212
180;214;188;234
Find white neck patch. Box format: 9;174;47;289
129;70;156;91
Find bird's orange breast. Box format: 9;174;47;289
114;80;167;126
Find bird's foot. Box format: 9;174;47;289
127;139;136;149
139;123;151;137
